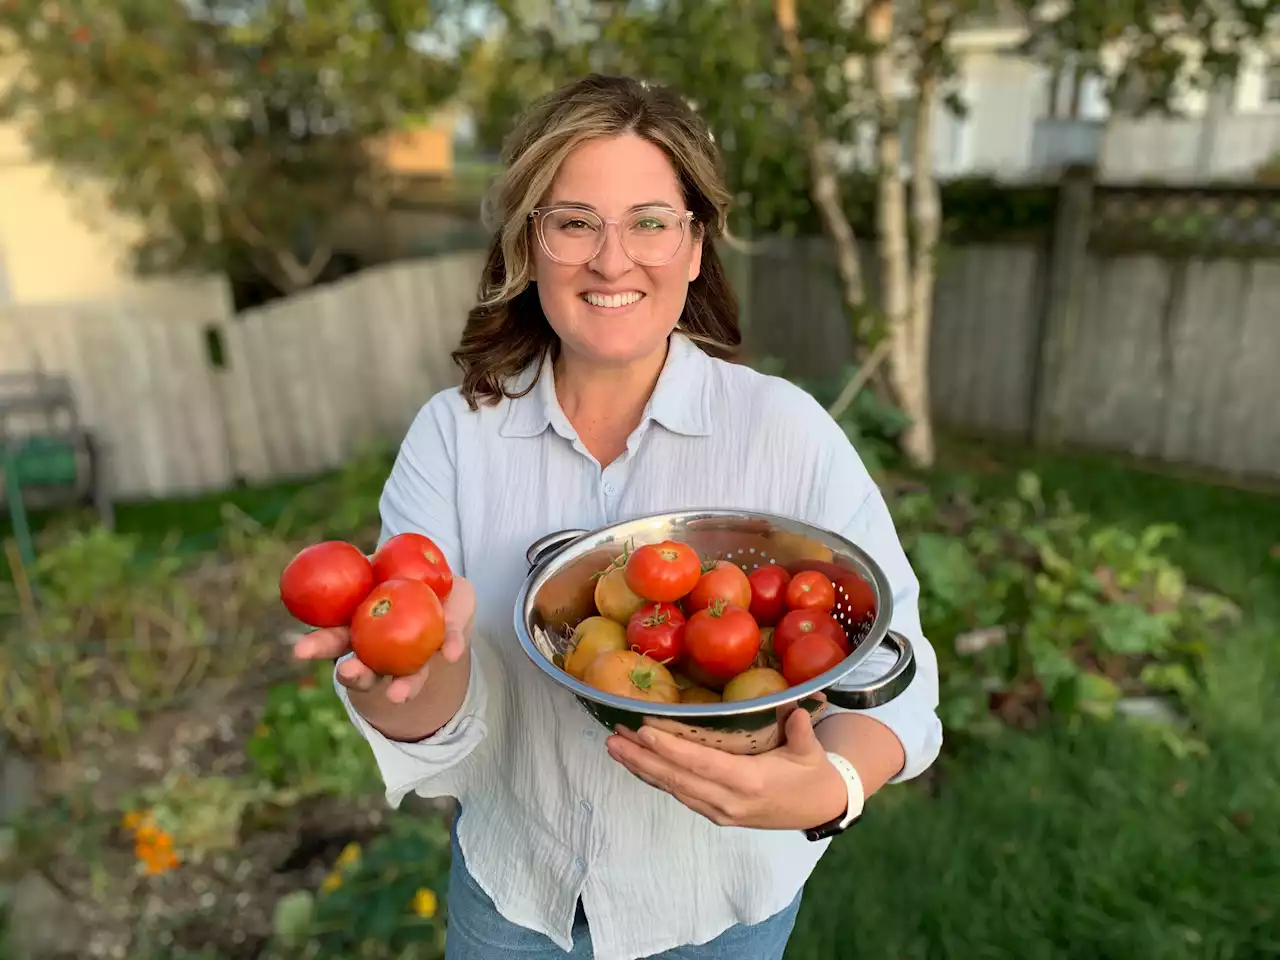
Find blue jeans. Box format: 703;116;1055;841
444;818;802;959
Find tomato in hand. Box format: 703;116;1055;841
785;570;836;612
685;561;752;614
722;667;789;702
626;602;686;663
563;616;629;680
747;564;792;626
774;609;847;662
684;600;762;683
584;650;680;704
624;540;701;602
594;565;646;624
349;579;446;677
371;532;454;601
279;540;374;628
781;632;846;686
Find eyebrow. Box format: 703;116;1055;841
546;200;678;212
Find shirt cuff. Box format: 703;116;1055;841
333;646;489;807
820;637;944;784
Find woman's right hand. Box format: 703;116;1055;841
292;576;476;705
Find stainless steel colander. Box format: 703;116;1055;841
512;509;917;755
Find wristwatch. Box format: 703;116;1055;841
804;751;866;842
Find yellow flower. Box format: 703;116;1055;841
336;842;361;869
321;872;343;894
412;887;438;919
121;810;146;831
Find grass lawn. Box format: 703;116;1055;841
785;439;1280;960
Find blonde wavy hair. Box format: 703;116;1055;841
451;73;742;409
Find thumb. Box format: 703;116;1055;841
782;704;822;755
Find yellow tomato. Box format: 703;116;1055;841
722;667;790;702
563;616;629;680
680;685;722;704
594;565;646;624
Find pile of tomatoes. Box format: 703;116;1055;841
279;533;455;677
561;538;876;706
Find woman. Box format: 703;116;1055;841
293;74;942;960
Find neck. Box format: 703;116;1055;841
554;338;670;451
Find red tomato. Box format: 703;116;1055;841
685;561;752;614
747;565;792;626
349;579;446;677
626;602;687;663
371;532;454;601
624;540;702;602
782;632;846;686
279;540;374;628
774;609;847;662
786;570;836;612
684;601;762;683
837;573;877;622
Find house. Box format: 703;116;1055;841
0;51;461;307
859;8;1280;184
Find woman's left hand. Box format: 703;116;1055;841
606;705;847;831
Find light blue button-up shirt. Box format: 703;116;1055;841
336;332;943;960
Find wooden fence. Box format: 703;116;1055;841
731;175;1280;480
2;173;1279;500
0;254;482;499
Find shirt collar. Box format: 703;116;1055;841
500;331;712;439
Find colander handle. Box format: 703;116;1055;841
824;630;917;710
525;528;590;570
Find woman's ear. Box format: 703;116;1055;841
687;228;703;283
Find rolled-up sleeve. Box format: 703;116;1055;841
808;422;943;783
336;391;491;805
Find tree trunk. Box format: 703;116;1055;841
773;0;868;349
866;0;925;462
901;5;944;469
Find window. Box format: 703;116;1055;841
1266;58;1280;105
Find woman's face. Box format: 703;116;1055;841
530;133;702;369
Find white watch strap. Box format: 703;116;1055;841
825;751;866;829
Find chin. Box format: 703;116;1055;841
559;312;673;367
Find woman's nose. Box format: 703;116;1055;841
589;223;633;277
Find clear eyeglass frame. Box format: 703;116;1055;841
529;204;697;266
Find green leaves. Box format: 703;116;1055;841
0;0;464;292
896;469;1233;744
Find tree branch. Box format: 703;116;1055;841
774;0;867;314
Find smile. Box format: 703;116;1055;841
582;291;645;309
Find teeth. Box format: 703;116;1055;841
583;291;643;308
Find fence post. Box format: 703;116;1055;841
1031;164;1096;447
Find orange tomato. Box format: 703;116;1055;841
583;650;681;704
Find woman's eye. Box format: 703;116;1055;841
557;218;595;230
634;218;665;231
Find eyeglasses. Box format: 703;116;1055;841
530;204;696;266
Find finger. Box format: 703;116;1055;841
294;627;351;661
622;764;732;826
335;656;377;692
385;664;431;705
606;735;742;819
781;705;823;756
634;723;755;792
440;579;476;663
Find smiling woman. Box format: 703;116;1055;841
291;73;943;960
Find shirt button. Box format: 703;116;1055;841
602;481;618;496
575;857;587;871
584;728;597;740
580;800;592;814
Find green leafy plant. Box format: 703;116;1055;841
893;472;1237;743
246;665;379;798
266;815;451;959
